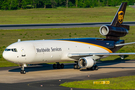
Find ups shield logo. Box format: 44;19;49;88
118;11;124;24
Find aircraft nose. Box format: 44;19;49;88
2;51;14;62
2;51;9;61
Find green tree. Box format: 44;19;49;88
0;0;135;10
78;0;86;8
32;0;38;8
1;0;10;10
9;0;18;10
66;0;68;8
18;0;22;9
21;0;27;9
0;0;3;9
75;0;78;7
50;0;57;8
43;0;51;8
85;0;92;8
56;0;63;7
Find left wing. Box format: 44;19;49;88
68;53;135;58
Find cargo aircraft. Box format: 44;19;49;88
2;2;135;74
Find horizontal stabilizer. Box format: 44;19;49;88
115;42;135;46
119;24;129;30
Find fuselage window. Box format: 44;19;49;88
15;49;17;52
5;48;17;52
13;48;17;52
5;49;11;51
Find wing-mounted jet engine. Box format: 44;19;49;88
99;2;129;41
78;56;98;70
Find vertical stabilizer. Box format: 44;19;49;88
111;2;127;28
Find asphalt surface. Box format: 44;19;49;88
0;22;135;29
0;59;135;90
1;70;135;90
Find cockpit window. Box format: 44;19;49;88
13;48;17;52
5;48;17;52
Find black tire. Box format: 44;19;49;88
91;66;95;70
57;64;61;69
74;64;77;69
77;65;80;69
20;70;26;74
94;65;98;70
87;68;91;70
74;64;80;69
60;64;64;69
53;64;57;69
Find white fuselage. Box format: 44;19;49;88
3;40;111;64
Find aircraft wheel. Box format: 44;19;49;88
74;64;78;69
90;66;95;70
53;64;57;69
77;65;80;69
87;68;91;70
94;65;98;70
60;64;64;69
74;64;80;69
20;70;26;74
120;55;124;59
57;64;61;69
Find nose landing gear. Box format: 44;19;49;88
20;64;26;74
20;70;26;74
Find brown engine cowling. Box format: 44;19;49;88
99;25;129;40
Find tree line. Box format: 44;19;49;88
0;0;135;10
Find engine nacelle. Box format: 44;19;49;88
99;25;128;37
78;57;96;68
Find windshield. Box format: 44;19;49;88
5;48;17;52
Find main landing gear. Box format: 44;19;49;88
120;55;124;60
86;65;98;70
53;62;64;69
20;64;26;74
74;61;80;69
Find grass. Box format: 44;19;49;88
1;26;135;67
60;75;135;89
0;7;134;24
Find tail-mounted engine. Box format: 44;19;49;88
99;2;129;41
99;25;129;40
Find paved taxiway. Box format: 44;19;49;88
0;22;135;29
0;59;135;90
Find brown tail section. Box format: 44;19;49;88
111;2;129;30
99;2;129;41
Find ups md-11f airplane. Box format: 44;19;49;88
2;2;135;74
